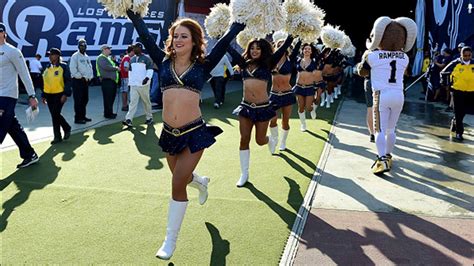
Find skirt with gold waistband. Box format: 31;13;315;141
269;90;296;109
292;84;316;97
158;117;223;155
232;100;276;122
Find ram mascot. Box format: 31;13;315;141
357;17;417;174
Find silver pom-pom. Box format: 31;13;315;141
205;3;232;38
321;24;345;49
230;0;286;36
283;0;325;43
98;0;152;18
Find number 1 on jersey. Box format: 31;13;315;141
388;60;397;83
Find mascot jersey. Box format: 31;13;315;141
367;50;408;92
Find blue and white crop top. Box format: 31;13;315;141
127;10;245;94
272;40;301;76
296;57;319;72
226;35;294;82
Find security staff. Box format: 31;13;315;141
441;46;474;141
42;48;72;144
96;44;119;119
69;39;93;124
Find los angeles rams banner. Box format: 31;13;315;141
0;0;176;61
426;0;474;51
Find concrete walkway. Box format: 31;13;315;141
293;85;474;264
1;81;241;151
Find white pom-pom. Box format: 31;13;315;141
230;0;286;35
205;3;232;38
321;24;345;49
340;35;352;55
272;30;288;43
237;29;265;49
283;0;325;43
98;0;152;18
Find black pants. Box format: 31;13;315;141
452;90;474;135
31;73;43;90
210;76;227;104
72;78;89;121
0;97;35;159
101;79;117;117
44;93;71;139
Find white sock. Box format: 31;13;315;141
375;131;386;157
386;131;396;155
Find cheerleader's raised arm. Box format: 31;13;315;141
126;10;166;65
204;22;246;72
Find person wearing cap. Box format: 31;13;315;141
119;45;135;111
0;22;39;168
122;42;154;127
441;46;474;141
96;44;119;119
42;48;72;144
69;39;94;124
452;42;465;60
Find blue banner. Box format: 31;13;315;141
426;0;474;52
0;0;176;61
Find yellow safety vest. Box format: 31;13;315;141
96;54;119;83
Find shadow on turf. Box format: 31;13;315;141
130;124;165;170
244;181;302;230
205;222;230;265
298;172;473;264
0;131;88;232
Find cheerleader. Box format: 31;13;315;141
294;43;318;131
126;10;245;260
313;48;326;112
268;38;301;153
322;48;344;108
227;35;294;187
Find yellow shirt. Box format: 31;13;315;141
451;63;474;92
43;64;65;94
422;58;430;72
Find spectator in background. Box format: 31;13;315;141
441;46;474;141
41;48;72;144
209;53;233;109
0;22;39;168
452;42;465;59
150;63;162;110
69;39;94;124
427;48;452;101
421;51;430;94
122;42;154;127
119;45;134;111
96;44;119;119
29;54;43;91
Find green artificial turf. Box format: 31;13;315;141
1;90;338;264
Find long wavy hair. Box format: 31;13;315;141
243;38;274;68
301;43;318;60
165;18;206;63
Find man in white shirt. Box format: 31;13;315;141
69;39;94;124
122;42;154;127
0;22;39;168
29;54;43;90
209;54;233;108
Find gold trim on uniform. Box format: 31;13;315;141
373;90;381;133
